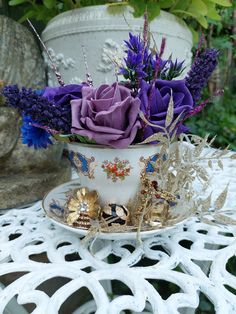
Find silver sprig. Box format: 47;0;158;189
82;45;93;87
27;19;65;86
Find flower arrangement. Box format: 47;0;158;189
2;31;219;150
3;17;236;236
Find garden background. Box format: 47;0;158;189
0;1;235;313
1;0;235;150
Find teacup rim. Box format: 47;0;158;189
66;142;161;150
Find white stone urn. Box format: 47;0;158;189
67;143;160;206
42;5;192;86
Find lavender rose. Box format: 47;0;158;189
71;83;141;148
139;79;194;139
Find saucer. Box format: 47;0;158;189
42;179;187;240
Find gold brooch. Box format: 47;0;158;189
66;187;101;229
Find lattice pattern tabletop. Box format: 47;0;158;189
0;156;236;314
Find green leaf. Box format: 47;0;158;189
159;0;175;9
9;0;28;5
188;26;199;44
147;2;160;21
107;3;127;15
43;0;56;9
18;10;36;23
53;134;70;143
203;0;222;20
196;15;208;28
129;0;146;18
34;5;57;22
171;9;197;18
170;0;191;11
75;135;96;144
209;0;232;7
129;0;161;20
207;8;221;20
188;0;208;16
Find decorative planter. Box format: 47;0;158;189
67;143;160;206
42;5;192;86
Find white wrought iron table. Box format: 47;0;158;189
0;156;235;314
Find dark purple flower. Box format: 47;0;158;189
120;33;148;84
185;48;219;104
3;84;84;133
120;52;147;83
121;50;147;80
124;33;144;54
139;79;194;139
71;83;141;148
120;33;170;85
41;84;84;132
2;84;20;106
43;84;83;105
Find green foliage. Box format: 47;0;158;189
7;0;108;23
186;3;236;150
186;90;236;150
7;0;232;26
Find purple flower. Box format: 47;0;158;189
43;84;83;105
124;33;144;53
120;33;171;85
71;83;141;148
3;84;83;133
2;84;20;106
120;33;149;84
120;50;147;81
185;48;219;104
139;79;194;139
41;84;84;132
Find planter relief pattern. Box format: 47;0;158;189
42;5;193;86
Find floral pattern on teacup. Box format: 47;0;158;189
101;157;132;182
69;151;95;179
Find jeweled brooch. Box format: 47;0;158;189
66;187;101;229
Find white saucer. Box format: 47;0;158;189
42;180;187;240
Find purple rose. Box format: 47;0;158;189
42;84;84;133
71;83;141;148
43;84;84;105
139;79;194;139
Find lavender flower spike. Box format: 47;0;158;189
185;48;219;105
2;84;83;133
